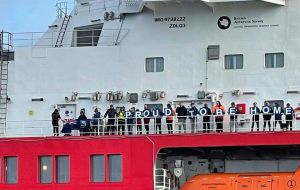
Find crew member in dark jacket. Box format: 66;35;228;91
126;107;135;135
91;108;101;135
78;110;88;136
176;103;188;133
262;102;273;131
104;105;117;135
143;105;151;134
273;102;283;131
200;103;211;133
250;102;260;132
51;109;61;136
189;102;199;133
228;102;238;132
285;103;294;131
154;106;164;134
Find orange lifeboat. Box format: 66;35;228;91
181;168;300;190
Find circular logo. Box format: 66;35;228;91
218;16;231;30
287;180;296;188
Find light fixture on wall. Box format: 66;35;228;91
48;25;58;28
92;91;101;101
78;96;91;100
71;92;78;101
232;90;242;97
31;98;44;101
91;19;101;23
287;90;300;94
242;91;256;95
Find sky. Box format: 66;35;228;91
0;0;74;33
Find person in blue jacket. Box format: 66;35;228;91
91;108;101;135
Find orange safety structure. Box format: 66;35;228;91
181;168;300;190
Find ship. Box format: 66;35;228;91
1;0;300;189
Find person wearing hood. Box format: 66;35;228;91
91;108;101;135
189;102;199;133
51;109;61;136
104;104;117;135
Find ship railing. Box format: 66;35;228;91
12;28;130;48
3;114;300;137
154;168;171;190
56;1;76;18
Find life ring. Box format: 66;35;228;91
294;107;300;120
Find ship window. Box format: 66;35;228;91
56;156;69;183
39;156;52;183
108;155;122;182
265;53;284;68
5;157;18;184
91;155;105;182
144;104;164;111
207;45;220;60
225;54;243;69
72;24;103;47
146;57;164;72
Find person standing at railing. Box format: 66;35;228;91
285;103;294;131
176;103;188;133
78;110;88;136
262;102;273;131
199;103;212;133
126;107;135;135
104;104;117;135
273;102;283;131
51;109;61;136
189;102;199;133
212;101;225;133
143;105;151;134
166;104;175;134
91;108;101;135
154;106;164;134
136;109;143;134
228;102;238;132
250;102;260;131
117;107;126;135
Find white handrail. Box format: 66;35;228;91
154;168;171;190
12;28;130;48
3;114;300;137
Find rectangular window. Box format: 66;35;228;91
108;155;122;182
72;24;103;47
265;53;284;68
225;54;243;70
56;156;69;183
91;155;105;182
5;157;18;184
39;156;52;183
207;45;220;60
146;57;164;72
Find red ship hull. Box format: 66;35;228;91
0;132;300;189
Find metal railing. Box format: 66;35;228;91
0;31;13;51
56;1;76;18
3;114;300;137
155;169;171;190
12;28;130;48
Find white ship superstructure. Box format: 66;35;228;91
1;0;300;136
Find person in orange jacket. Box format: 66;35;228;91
212;101;226;132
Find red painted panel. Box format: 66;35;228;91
1;132;300;189
236;103;246;114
